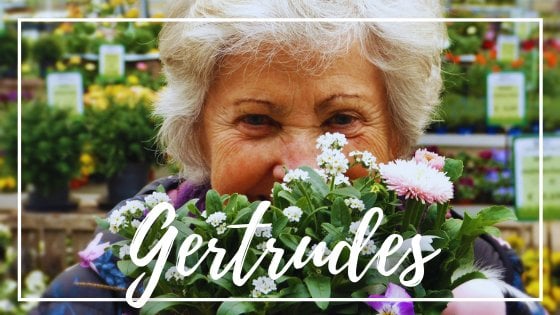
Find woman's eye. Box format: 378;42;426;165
325;113;356;126
240;114;276;126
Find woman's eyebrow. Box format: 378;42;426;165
232;98;286;115
316;93;362;113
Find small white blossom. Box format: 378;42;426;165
201;210;207;218
0;224;11;238
280;183;292;192
282;206;303;223
316;132;348;150
25;270;47;293
131;219;142;228
345;198;365;212
251;276;277;296
216;223;227;235
308;243;332;258
350;151;378;170
333;173;350;186
349;221;370;235
316;148;349;176
361;240;377;255
206;211;227;227
255;226;272;238
108;210;125;233
144;191;171;208
119;244;130;259
256;242;267;251
283;169;310;183
118;200;145;217
164;266;185;282
0;300;14;312
313;168;329;182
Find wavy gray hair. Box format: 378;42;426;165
155;0;447;183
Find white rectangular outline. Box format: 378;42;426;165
17;17;543;304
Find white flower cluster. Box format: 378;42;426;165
251;276;277;297
107;199;146;234
344;197;365;212
164;266;186;282
144;191;171;208
256;242;267;251
349;150;378;170
255;226;272;238
282;206;303;223
349;221;370;235
118;244;131;259
283;169;309;184
308;243;332;259
316;132;348;150
360;240;377;255
205;211;228;235
317;148;349;176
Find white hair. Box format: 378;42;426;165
155;0;447;183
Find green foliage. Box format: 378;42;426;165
14;103;86;194
32;35;65;66
84;101;160;178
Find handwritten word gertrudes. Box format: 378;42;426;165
126;202;441;308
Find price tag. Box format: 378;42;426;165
514;136;560;220
99;44;125;78
496;35;519;62
486;72;525;127
46;72;84;113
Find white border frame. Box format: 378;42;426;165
17;17;544;304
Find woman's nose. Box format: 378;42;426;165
272;136;319;181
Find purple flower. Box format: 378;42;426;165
78;232;109;274
367;283;415;315
485;170;500;183
491;149;508;165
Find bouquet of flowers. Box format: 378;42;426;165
88;133;516;315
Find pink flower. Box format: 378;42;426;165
136;62;148;71
414;148;445;171
379;159;453;204
78;232;110;273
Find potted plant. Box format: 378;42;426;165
8;103;86;211
84;84;160;208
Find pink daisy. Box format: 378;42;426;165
414;148;445;171
379;159;453;204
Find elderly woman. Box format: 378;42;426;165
34;1;540;314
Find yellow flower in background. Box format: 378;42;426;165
126;0;137;4
101;3;110;11
526;281;539;297
127;75;140;85
80;153;93;165
85;63;96;71
21;63;31;74
80;153;95;176
522;249;539;265
552;252;560;266
110;0;123;6
56;61;66;71
505;235;525;253
553;286;560;301
542;296;557;314
125;8;139;18
148;48;159;54
5;177;15;190
69;55;82;65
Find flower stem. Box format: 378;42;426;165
434;202;449;231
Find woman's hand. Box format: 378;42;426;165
442;279;506;315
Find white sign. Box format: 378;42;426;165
486;72;525;127
46;72;84;113
99;44;125;78
513;136;560;220
496;35;519;62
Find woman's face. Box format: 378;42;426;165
200;46;399;200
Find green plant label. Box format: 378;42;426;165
99;44;125;78
497;35;519;62
514;136;560;220
486;72;525;127
46;72;83;113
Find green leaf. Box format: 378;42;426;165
278;190;298;205
321;223;346;241
327;186;361;199
272;215;289;237
224;193;239;214
155;184;166;193
216;302;256;315
95;216;109;230
331;197;351;228
117;260;138;277
452;271;486;289
300;166;329;197
205;189;223;215
140;294;183;315
304;275;331;310
444;158;463;182
279;233;302;251
182;216;209;228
